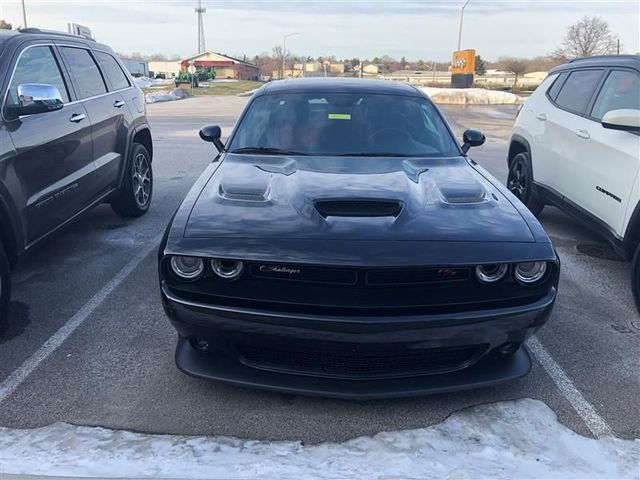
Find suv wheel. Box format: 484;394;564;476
0;242;10;327
507;152;544;216
111;143;153;217
632;244;640;313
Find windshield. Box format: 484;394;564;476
228;92;460;157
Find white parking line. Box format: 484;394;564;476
527;335;614;438
0;235;162;404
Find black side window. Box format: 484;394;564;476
554;69;604;114
94;51;130;91
60;47;107;99
546;73;566;101
591;70;640;120
5;46;70;107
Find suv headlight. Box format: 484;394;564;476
170;256;204;280
475;264;508;283
515;262;547;285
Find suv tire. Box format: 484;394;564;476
508;151;544;216
632;244;640;312
111;143;153;217
0;241;10;326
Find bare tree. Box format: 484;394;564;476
0;19;12;30
553;15;619;61
498;57;528;87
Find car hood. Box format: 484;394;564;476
185;154;535;243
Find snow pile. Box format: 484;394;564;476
422;87;524;105
133;77;174;89
1;399;638;479
145;88;190;104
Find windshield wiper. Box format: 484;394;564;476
229;147;309;156
336;152;420;157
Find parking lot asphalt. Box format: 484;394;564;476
0;96;637;443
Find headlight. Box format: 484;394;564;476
170;256;204;280
211;259;244;280
475;264;508;283
515;262;547;285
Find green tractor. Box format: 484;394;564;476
175;70;199;88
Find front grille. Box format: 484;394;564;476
237;343;486;379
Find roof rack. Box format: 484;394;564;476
18;27;95;41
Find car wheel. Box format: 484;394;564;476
0;241;11;327
632;244;640;313
111;143;153;217
507;152;544;216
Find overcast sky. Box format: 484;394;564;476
1;0;638;61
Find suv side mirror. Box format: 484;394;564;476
461;129;485;154
6;84;64;118
602;109;640;133
199;125;225;152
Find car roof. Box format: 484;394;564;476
0;28;114;53
258;78;424;97
550;55;640;74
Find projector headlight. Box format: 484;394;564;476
170;256;204;280
211;259;244;280
475;264;508;283
515;262;547;285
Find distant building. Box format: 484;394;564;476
180;51;259;80
363;64;381;75
148;60;182;79
119;57;149;77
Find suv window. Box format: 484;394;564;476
546;73;566;101
5;46;70;108
554;69;604;114
60;47;107;99
591;70;640;120
94;51;130;91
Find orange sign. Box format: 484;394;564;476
451;49;476;75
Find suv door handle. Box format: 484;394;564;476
536;113;547;121
575;129;591;139
69;113;86;123
113;100;125;108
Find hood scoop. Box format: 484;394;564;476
314;199;403;218
438;183;487;204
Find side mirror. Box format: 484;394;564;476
602;109;640;133
461;129;485;154
199;124;225;152
6;84;63;118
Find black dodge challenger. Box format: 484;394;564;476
159;79;559;399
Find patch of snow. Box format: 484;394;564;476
1;399;637;479
422;87;524;105
237;88;259;97
133;77;174;89
145;88;190;104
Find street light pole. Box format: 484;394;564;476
282;32;299;79
457;0;470;51
21;0;28;28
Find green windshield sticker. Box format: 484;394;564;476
328;113;351;120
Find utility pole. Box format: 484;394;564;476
282;32;299;79
457;0;470;51
617;39;620;55
196;0;206;54
21;0;28;28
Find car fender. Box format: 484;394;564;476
118;122;153;189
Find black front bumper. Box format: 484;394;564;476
162;283;556;399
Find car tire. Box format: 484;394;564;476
111;143;153;217
632;244;640;313
507;152;544;216
0;241;11;327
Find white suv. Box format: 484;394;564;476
508;55;640;310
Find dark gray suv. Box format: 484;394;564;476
0;29;153;323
